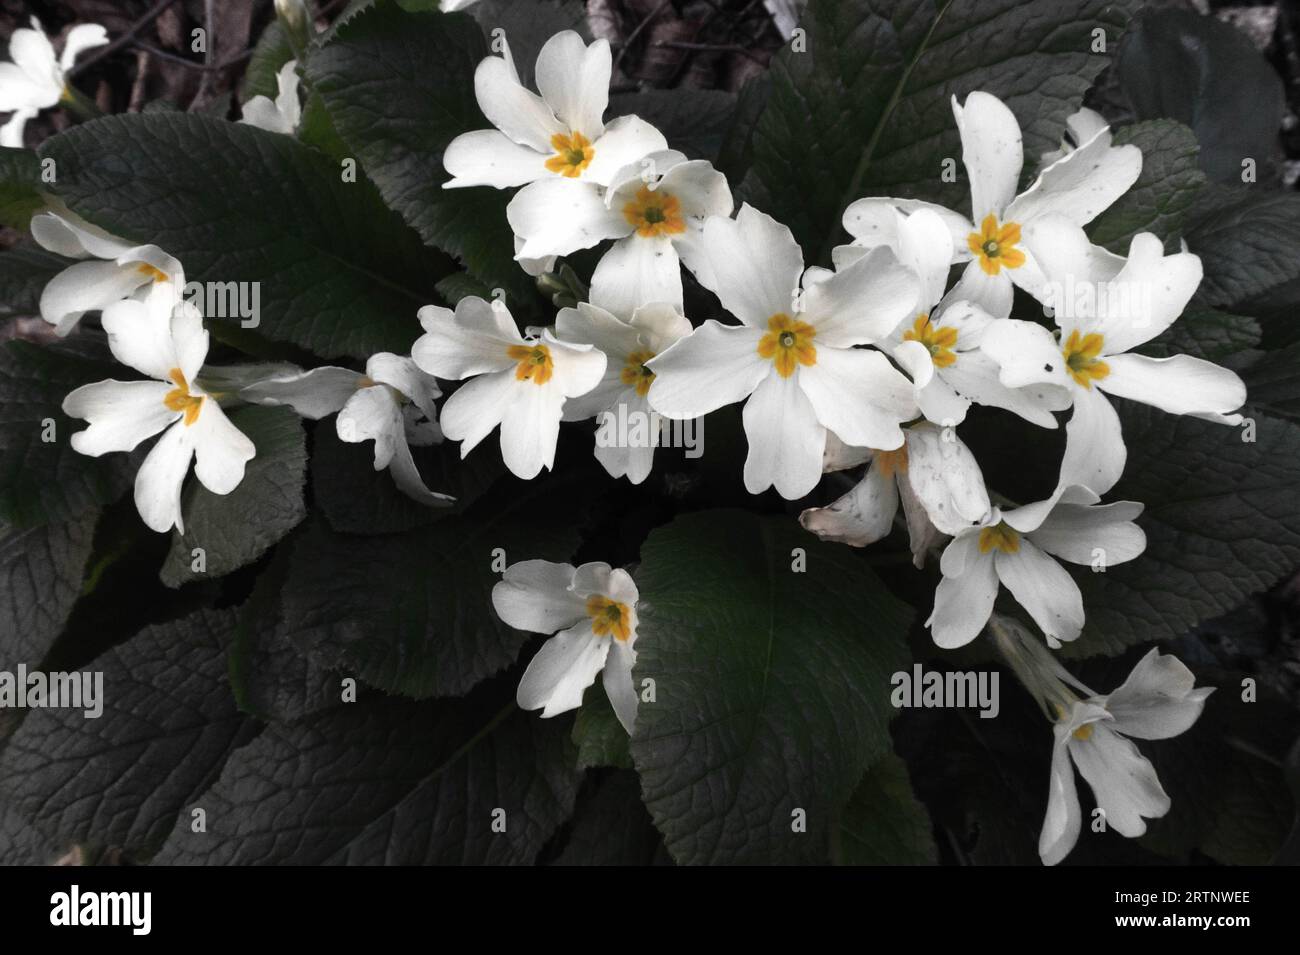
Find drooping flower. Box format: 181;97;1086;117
492;559;640;732
0;17;107;147
800;423;990;566
928;485;1146;649
62;290;254;533
411;296;606;479
239;59;301;135
839;207;1071;428
31;208;184;335
840;91;1142;317
646;204;920;499
555;297;693;484
239;354;454;506
442;31;665;202
979;220;1247;495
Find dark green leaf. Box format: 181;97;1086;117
572;688;632;771
836;752;937;864
609;89;738;163
1237;342;1300;421
1185;187;1300;308
0;510;96;669
551;770;669;865
240;20;293;104
469;0;591;89
0;241;70;320
1139;308;1260;363
0;147;44;230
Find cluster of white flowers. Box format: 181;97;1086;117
13;21;1238;866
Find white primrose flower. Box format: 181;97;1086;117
555;297;693;484
239;59;301;135
31;208;184;335
517;149;733;317
492;559;640;732
646;204;920;499
0;17;108;147
839;207;1071;428
238;354;454;507
411;296;606;480
841;91;1141;317
800;423;990;567
929;485;1146;650
62;290;255;534
443;31;665;203
979;220;1247;496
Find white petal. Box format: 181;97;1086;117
1100;353;1245;420
516;621;611;717
492;559;585;633
412;297;520;380
1102;649;1214;741
1006;126;1142;227
895;207;956;310
927;541;998;649
994;539;1085;646
100;296;178;380
954;91;1022;222
645;320;767;419
337;385;403;467
1083;234;1203;353
1060;384;1125;497
386;429;455;507
941;349;1068;429
904;423;991;534
593;392;660;484
628;301;692;350
58;23;108;73
798;460;898;547
798;346;915;450
1039;728;1083;866
602;637;638;733
438;369;517;456
508;177;628;259
703;204;803;328
589;235;682;318
499;374;567;478
0;107;33;147
1028;500;1146;567
656;158;733;217
546;331;608;398
742;369;825;499
134;421;194;533
240;94;294;134
366;353;442;422
8;26;59;105
474;53;563;153
30;208;132;260
1069;723;1170;837
842;197;972;259
442;129;547;188
583;115;668;187
40;260;151;332
979;318;1073;390
948;258;1013;319
0;66;50;114
239;366;364;419
534;32;610;140
169;298;209;384
804;244;920;346
63;379;176;456
191;399;255;495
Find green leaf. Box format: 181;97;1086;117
0;241;69;320
572;689;632;771
609;89;739;163
836;753;937;865
1116;8;1285;183
1087;120;1206;253
551;770;670;865
307;5;537;307
1066;405;1300;658
275;474;580;699
1139;308;1260;363
1185;187;1300;308
240;20;293;104
0;147;44;229
0;609;255;858
159;405;307;588
747;0;1136;262
1237;342;1300;421
469;0;591;89
0;511;97;669
0;338;135;529
153;692;582;864
629;510;913;864
38;112;445;360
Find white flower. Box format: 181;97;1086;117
492;559;640;732
62;290;255;533
555;298;692;484
1040;106;1111;166
521;149;733;316
411;296;606;480
840;207;1071;428
239;354;454;507
0;18;107;147
800;423;990;566
979;222;1247;496
239;59;301;135
31;208;184;335
646;204;920;499
1039;649;1212;865
443;30;665;201
841;91;1142;317
928;485;1146;649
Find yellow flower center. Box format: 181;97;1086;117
875;445;909;480
1072;723;1094;741
544;131;594;178
507;343;554;385
137;262;170;283
620;348;657;397
757;313;816;378
622;186;687;239
977;521;1020;555
1061;329;1109;389
967;214;1025;276
586;594;632;641
163;368;204;426
901;313;958;368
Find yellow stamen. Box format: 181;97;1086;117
1072;723;1094;742
163;368;204;426
967;213;1025;276
507;343;554;385
620;348;657;396
543;131;595;178
137;263;170;283
1061;329;1109;389
978;522;1020;554
875;445;909;480
622;186;686;238
901;313;958;367
756;313;816;378
586;594;632;641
